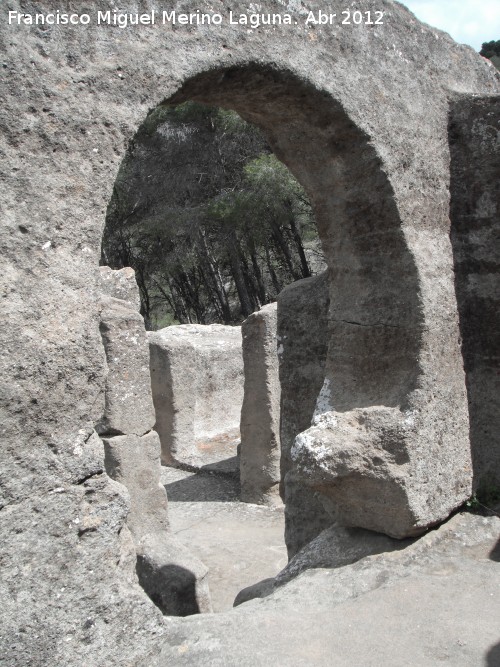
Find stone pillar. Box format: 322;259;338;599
98;267;212;615
450;94;500;494
277;272;333;556
240;303;281;505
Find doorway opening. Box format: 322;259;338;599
99;64;422;613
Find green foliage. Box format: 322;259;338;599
480;40;500;59
464;480;500;516
102;102;323;328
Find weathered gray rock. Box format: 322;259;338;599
2;0;499;663
99;266;141;312
102;431;169;538
99;294;213;617
0;428;166;667
97;296;155;437
240;303;281;505
148;324;243;468
291;406;427;538
277;272;333;555
137;533;212;616
234;523;412;605
153;512;500;666
450;95;500;493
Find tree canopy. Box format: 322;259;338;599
480;40;500;59
101;102;324;328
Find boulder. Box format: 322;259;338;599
240;303;281;505
148;324;244;468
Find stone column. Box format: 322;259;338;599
98;267;212;615
240;303;282;505
277;272;333;556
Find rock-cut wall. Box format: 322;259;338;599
1;1;499;664
97;268;212;616
450;95;500;494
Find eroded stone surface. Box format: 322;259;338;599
234;523;412;605
2;0;500;663
148;324;243;468
450;95;500;492
99;266;141;312
240;303;281;505
150;512;500;666
277;272;333;555
97;296;155;437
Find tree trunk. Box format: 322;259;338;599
289;215;311;278
228;230;253;318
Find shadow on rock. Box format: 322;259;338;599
489;537;500;562
164;463;240;503
137;561;200;617
485;642;500;666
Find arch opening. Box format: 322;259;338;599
159;66;428;550
161;64;424;412
98;63;427;613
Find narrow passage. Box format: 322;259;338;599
160;465;286;612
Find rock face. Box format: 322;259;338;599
234;523;413;606
99;266;141;312
450;95;500;493
240;303;281;505
277;272;333;555
2;0;500;663
98;271;212;616
97;297;156;437
152;512;500;666
148;324;244;468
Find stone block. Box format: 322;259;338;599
102;431;169;538
97;296;156;437
148;324;243;468
240;303;281;505
99;266;141;312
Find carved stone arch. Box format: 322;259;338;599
2;1;499;661
160;64;468;538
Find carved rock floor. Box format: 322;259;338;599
160;466;286;611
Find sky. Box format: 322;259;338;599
400;0;500;52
